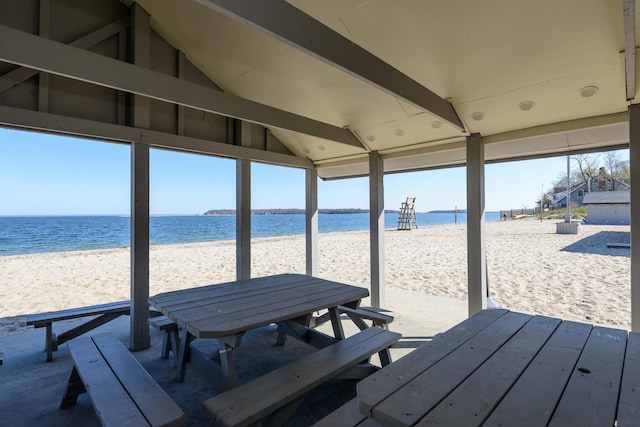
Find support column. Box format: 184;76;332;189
630;104;640;331
236;158;251;281
130;3;151;351
466;133;487;316
305;167;318;276
369;151;385;307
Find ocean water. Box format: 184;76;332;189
0;212;500;256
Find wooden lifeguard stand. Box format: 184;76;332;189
397;197;418;230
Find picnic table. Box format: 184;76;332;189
357;308;640;427
148;273;369;389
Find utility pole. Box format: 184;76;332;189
540;184;543;222
565;155;571;223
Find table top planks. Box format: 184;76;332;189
358;309;640;427
149;274;369;338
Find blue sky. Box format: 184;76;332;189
0;128;629;215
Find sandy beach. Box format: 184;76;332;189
0;217;632;335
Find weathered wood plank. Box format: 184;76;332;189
26;300;130;325
548;326;628;427
66;336;149;426
156;276;323;312
357;309;508;416
417;315;561;426
174;280;351;322
617;332;640;427
92;334;186;427
371;311;530;427
311;399;368;427
203;327;400;427
149;274;320;308
483;320;592;427
188;287;367;338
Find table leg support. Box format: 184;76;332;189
328;306;346;340
176;331;194;382
219;344;238;390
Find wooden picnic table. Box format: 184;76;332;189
357;309;640;427
148;273;369;390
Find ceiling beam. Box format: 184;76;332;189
198;0;465;131
0;24;364;149
0;105;314;168
623;0;636;101
0;16;131;93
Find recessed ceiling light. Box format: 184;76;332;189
395;129;405;137
519;101;535;111
318;145;326;151
302;147;311;154
366;135;376;142
579;86;599;98
471;112;485;121
431;120;443;129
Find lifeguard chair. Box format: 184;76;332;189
397;197;418;230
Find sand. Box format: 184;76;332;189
0;217;632;335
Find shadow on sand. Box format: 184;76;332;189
561;231;630;257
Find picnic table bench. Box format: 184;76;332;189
203;327;400;427
26;300;161;361
148;315;180;365
60;332;186;427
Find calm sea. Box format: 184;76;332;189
0;212;500;256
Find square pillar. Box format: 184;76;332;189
466;133;487;315
630;104;640;331
129;3;151;351
306;168;318;276
369;151;385;307
236;158;251;281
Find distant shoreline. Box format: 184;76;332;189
203;208;401;215
203;208;476;215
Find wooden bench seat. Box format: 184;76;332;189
313;306;395;331
338;306;395;330
26;300;160;361
60;332;186;427
203;327;401;427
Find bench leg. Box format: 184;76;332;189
169;328;180;366
176;331;194;382
45;323;58;362
161;332;170;359
60;366;86;408
378;347;392;367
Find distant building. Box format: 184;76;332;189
582;191;630;225
551;167;630;209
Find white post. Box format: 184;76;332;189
466;133;487;315
305;168;318;276
629;104;640;331
236;158;251;281
369;151;385;308
565;156;571;223
129;3;151;351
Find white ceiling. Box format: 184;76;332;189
135;0;635;178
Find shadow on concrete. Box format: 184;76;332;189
561;231;630;257
392;336;434;349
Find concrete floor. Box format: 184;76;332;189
0;289;467;426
